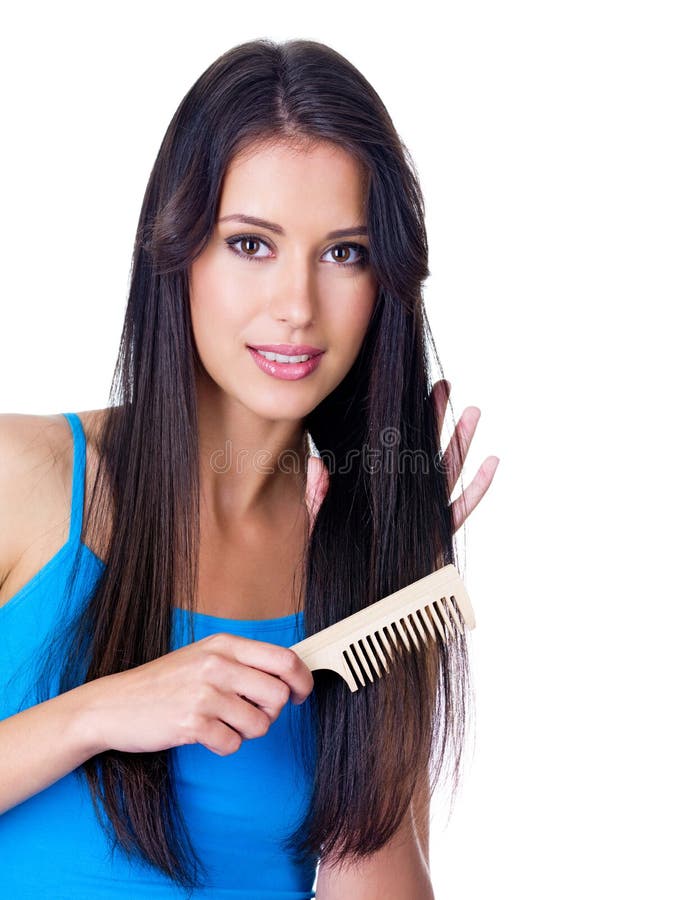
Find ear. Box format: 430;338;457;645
304;454;329;535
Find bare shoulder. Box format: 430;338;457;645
0;408;108;609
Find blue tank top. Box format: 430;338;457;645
0;412;318;898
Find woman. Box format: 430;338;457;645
0;38;498;898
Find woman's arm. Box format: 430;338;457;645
0;414;105;815
315;776;434;900
0;682;103;815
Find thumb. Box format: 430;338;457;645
305;454;329;535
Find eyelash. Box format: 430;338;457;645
224;233;370;269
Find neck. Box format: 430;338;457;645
194;373;309;526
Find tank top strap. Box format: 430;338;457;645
61;412;86;545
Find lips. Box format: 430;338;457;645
247;343;324;357
247;346;324;381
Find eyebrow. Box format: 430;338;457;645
217;213;368;241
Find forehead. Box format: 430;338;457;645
218;138;369;222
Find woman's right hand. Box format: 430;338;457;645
80;633;314;758
77;444;330;762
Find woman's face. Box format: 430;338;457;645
189;138;378;426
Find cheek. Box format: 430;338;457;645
333;279;378;344
319;282;377;380
189;266;250;377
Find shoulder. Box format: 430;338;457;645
0;409;107;605
0;412;72;599
316;798;433;899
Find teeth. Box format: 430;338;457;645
257;350;312;363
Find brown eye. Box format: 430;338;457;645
331;246;352;263
225;234;273;263
241;237;260;256
323;243;369;268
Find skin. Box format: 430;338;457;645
189;137;377;525
0;135;499;896
188;135;499;548
0;136;499;621
187;136;381;618
188;138;501;891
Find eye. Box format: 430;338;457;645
225;234;273;262
224;234;370;268
322;244;369;268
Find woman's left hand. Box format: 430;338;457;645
305;455;330;537
430;378;499;530
304;379;499;535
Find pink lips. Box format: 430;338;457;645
247;346;325;381
248;343;324;356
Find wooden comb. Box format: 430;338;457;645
290;563;475;693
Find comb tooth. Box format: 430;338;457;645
340;647;358;689
427;602;446;640
344;645;366;688
411;609;430;645
379;625;397;662
410;613;426;652
363;634;385;677
404;613;422;652
418;605;438;643
353;639;375;683
393;618;413;653
435;597;456;638
445;595;464;634
450;595;466;634
370;630;390;673
383;623;401;656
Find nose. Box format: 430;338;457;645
267;252;317;328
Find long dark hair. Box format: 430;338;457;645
27;38;472;892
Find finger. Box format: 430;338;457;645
305;455;329;534
208;631;314;709
204;654;291;720
209;634;312;705
439;406;481;494
219;694;275;740
449;456;500;530
431;379;451;445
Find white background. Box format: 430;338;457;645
1;2;673;898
